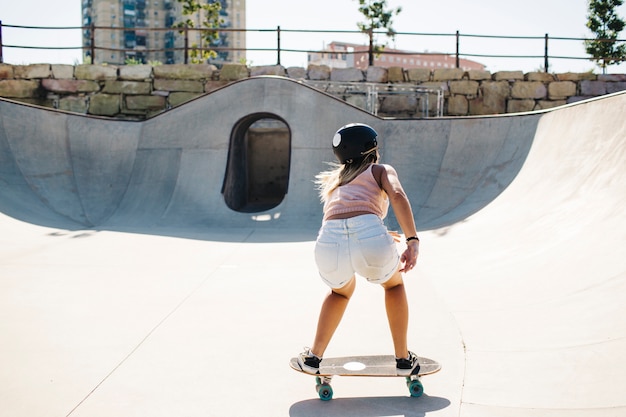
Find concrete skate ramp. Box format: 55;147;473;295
0;76;539;235
0;78;625;417
418;90;626;416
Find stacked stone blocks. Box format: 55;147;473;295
0;62;625;119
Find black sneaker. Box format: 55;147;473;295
297;348;321;375
396;351;421;376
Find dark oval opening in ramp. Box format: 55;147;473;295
222;113;291;213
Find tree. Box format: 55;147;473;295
585;0;626;73
172;0;224;63
354;0;402;66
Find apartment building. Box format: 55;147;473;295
81;0;246;65
309;41;485;71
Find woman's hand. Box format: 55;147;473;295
400;241;419;272
388;230;402;243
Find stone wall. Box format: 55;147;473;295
1;62;625;119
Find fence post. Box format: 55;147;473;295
368;28;374;66
277;25;281;65
184;24;189;64
456;30;460;68
543;33;548;72
0;21;4;64
90;23;95;64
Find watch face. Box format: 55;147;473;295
333;133;342;148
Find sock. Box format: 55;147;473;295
308;349;321;359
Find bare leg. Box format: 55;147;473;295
310;276;356;357
382;270;410;359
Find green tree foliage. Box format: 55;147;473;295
172;0;224;63
354;0;402;65
585;0;626;73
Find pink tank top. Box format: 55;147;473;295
323;165;389;221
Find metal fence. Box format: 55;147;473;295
303;81;444;118
1;22;625;72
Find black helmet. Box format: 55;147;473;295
332;123;378;164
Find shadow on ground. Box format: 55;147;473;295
289;395;451;417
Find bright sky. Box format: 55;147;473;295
1;0;625;73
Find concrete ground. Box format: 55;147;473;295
0;82;624;417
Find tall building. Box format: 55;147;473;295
309;41;485;72
81;0;246;65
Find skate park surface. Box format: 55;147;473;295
0;77;624;417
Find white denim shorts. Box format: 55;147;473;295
314;214;400;289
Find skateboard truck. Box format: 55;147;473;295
314;374;423;401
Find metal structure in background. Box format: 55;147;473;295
303;81;444;118
0;22;625;71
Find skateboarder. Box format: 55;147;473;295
297;123;421;377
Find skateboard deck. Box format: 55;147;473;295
290;354;441;400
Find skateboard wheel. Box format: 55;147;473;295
315;379;333;401
407;378;424;397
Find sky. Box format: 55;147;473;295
1;0;625;73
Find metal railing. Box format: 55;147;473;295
303;80;443;118
1;21;625;72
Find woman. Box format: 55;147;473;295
297;123;421;376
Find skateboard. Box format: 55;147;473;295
289;354;441;400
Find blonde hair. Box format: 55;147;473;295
315;151;379;203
